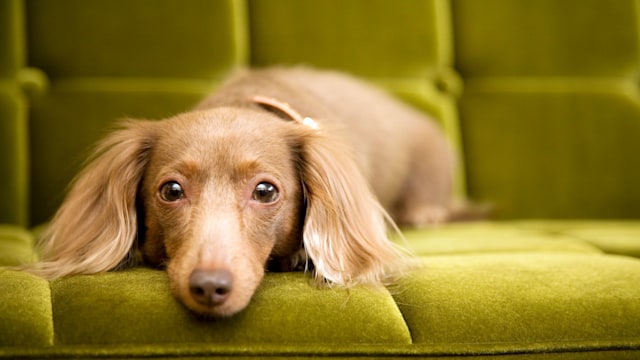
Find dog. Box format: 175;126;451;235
27;67;462;317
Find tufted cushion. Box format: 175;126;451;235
454;0;640;218
2;222;640;358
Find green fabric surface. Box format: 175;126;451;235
2;222;640;358
28;79;214;225
249;0;448;78
452;0;640;219
0;86;29;226
453;0;640;77
26;0;246;78
401;222;602;256
512;220;640;258
0;0;28;226
0;225;35;266
51;269;411;345
394;253;640;350
0;0;24;77
547;225;640;258
0;270;53;347
460;85;640;219
1;347;639;359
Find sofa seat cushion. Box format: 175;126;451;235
48;269;411;346
0;271;53;348
512;220;640;258
395;253;640;356
401;221;604;256
1;220;639;358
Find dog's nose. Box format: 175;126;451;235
189;269;233;307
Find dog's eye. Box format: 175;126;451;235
252;182;279;203
160;181;185;202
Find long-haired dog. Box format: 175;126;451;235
27;68;462;317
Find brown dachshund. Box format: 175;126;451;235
27;68;460;317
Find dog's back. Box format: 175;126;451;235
198;67;456;225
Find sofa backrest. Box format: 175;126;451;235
1;0;639;226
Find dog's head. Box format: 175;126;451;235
31;101;407;317
139;108;306;317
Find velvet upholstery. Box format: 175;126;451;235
453;0;640;218
1;0;639;358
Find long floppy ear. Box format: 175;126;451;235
297;129;410;287
26;120;156;279
251;95;411;286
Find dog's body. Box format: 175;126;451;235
29;68;458;317
199;68;456;222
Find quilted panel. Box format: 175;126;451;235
402;222;602;256
2;221;640;358
0;225;35;266
0;271;53;347
0;87;28;226
453;0;640;218
0;0;28;226
25;0;248;225
394;253;640;354
513;220;640;258
547;224;640;258
453;0;640;77
28;79;214;225
249;0;449;78
50;269;411;345
26;0;246;78
460;87;640;218
0;0;23;77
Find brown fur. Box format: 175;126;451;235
25;68;459;317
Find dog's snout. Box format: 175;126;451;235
189;269;233;307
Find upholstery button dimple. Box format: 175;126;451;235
433;68;464;98
17;67;49;101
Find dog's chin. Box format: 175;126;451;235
171;287;254;318
184;298;252;319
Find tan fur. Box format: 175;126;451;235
25;67;459;317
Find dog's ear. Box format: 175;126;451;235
296;129;409;287
27;120;156;279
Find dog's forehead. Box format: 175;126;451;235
160;108;286;143
154;108;297;178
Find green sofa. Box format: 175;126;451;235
2;0;640;358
